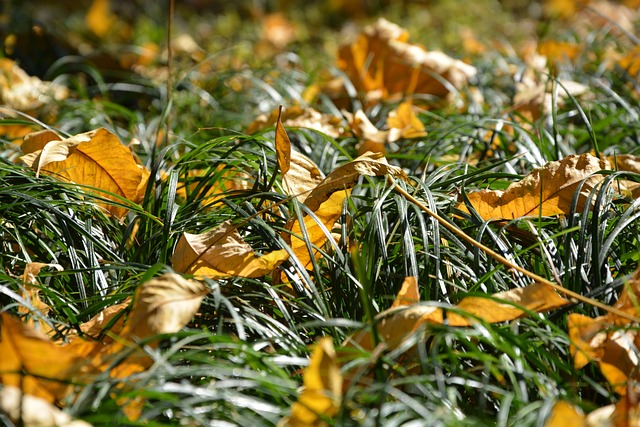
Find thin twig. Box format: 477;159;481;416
389;176;640;323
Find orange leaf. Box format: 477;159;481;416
337;18;476;103
276;106;292;176
21;128;150;217
172;221;289;278
386;102;427;143
0;313;84;403
280;338;342;427
545;401;586;427
461;153;607;220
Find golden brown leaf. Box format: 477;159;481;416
346;278;568;352
0;59;68;113
386;102;427;143
462;153;607;220
286;152;406;272
276;106;292;176
247;105;346;139
336;18;476;103
280;338;342;427
343;110;388;155
18;262;63;333
282;150;325;202
0;313;84;403
21;128;150;217
172;221;289;278
304;151;406;212
86;0;118;38
568;268;640;395
545;401;586;427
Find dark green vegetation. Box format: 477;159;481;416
1;0;640;425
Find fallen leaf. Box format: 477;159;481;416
346;277;568;352
18;262;63;332
343;110;388;155
21;128;150;217
461;153;607;220
337;18;476;104
86;0;118;38
276;106;292;176
0;386;93;427
246;105;346;139
280;337;342;427
304;151;407;212
545;401;586;427
172;221;289;278
272;106;326;202
568;267;640;395
386;101;427;143
0;58;68;113
287;152;406;272
0;313;84;403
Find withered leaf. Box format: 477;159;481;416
21;128;150;217
462;153;607;220
172;221;289;278
279;337;342;427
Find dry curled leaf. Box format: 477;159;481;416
21;128;150;217
337;18;476;104
274;109;325;202
279;338;342;427
461;153;607;220
286;152;406;272
0;58;68;113
172;221;289;279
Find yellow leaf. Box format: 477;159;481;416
346;278;568;352
172;221;289;278
281;338;342;427
122;273;208;340
247;105;345;139
545;401;586;427
447;282;570;326
336;18;476;103
0;59;68;113
276;106;292;176
461;153;607;220
343;110;388;155
286;152;406;272
282;150;326;202
386;102;427;143
21;128;150;217
390;276;420;308
18;262;63;333
20;129;62;155
0;313;83;403
304;151;406;212
86;0;117;38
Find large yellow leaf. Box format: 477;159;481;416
461;153;607;220
337;18;476;103
21;128;150;217
346;277;569;352
172;221;289;278
280;338;342;427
